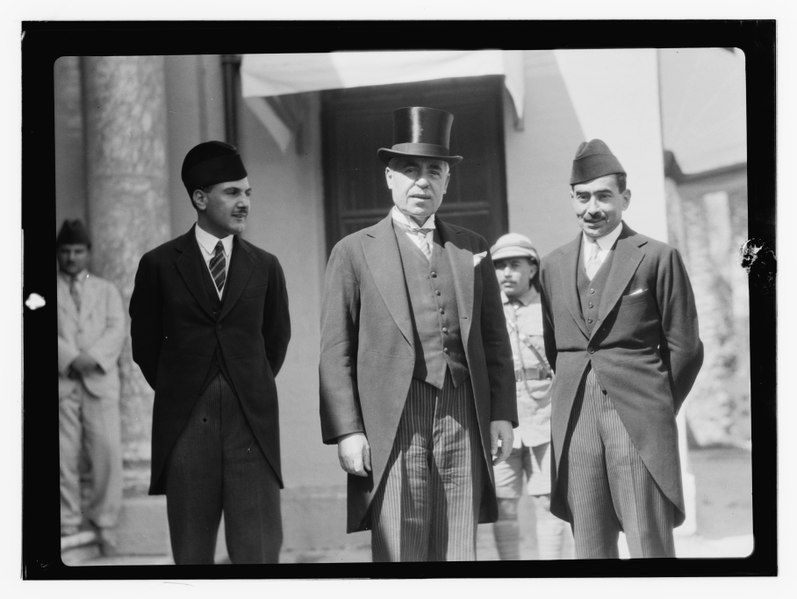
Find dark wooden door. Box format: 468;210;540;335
321;75;508;253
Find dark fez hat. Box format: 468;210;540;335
56;219;91;247
181;140;248;196
377;106;463;166
570;139;626;185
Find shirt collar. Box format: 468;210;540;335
583;221;623;253
501;286;538;307
195;223;234;257
390;206;436;231
59;269;88;283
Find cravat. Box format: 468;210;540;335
585;238;601;280
209;241;226;293
409;226;434;261
69;276;81;311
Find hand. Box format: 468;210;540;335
337;432;372;477
70;352;100;375
490;420;514;464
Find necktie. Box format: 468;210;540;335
585;238;601;280
69;276;81;311
209;241;226;293
409;227;433;260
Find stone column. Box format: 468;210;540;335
82;56;171;495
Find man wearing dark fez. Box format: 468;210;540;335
129;141;291;564
539;139;704;558
57;219;125;555
319;107;517;561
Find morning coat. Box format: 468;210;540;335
319;214;518;533
129;226;291;495
540;223;703;526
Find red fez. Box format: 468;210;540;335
377;106;463;166
56;219;91;248
181;140;248;196
570;139;625;185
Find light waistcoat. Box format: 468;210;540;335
394;223;468;389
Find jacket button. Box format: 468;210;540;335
430;271;437;278
588;346;595;354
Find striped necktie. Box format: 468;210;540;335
209;241;226;293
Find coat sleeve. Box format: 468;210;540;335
539;259;558;373
479;245;518;426
656;247;704;412
58;336;79;376
129;252;163;390
262;255;291;377
86;281;126;373
318;240;365;444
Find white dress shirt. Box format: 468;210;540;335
390;206;436;256
581;222;623;272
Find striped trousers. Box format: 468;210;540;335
563;369;675;558
370;373;484;562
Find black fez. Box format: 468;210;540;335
377;106;463;166
570;139;626;185
181;140;248;196
56;219;91;248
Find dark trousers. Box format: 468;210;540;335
563;369;675;559
165;375;282;564
370;373;484;562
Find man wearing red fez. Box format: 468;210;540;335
539;139;704;558
57;219;125;555
129;141;291;564
319;107;517;561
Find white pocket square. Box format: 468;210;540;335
629;288;647;296
473;251;487;266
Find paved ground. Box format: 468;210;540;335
73;446;754;566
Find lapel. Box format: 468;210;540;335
57;275;79;321
593;223;645;338
219;236;255;320
437;219;474;349
361;216;414;347
558;234;589;339
174;226;217;320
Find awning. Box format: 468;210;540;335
240;50;525;152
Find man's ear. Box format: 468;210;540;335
622;188;631;210
192;189;207;211
384;166;394;190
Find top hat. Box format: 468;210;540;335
490;233;539;263
377;106;463;166
181;140;248;196
570;139;625;185
56;219;91;248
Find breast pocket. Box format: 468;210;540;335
619;290;649;306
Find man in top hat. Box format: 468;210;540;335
129;141;291;564
539;139;704;558
57;219;125;554
319;106;517;561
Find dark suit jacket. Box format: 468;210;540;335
129;226;291;495
319;215;517;533
540;223;703;526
